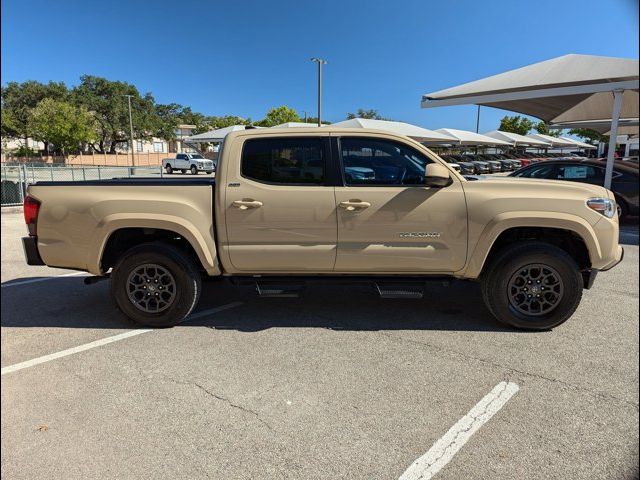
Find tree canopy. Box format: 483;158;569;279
28;98;97;155
568;128;606;144
346;108;390;120
533;121;561;137
498;115;534;136
255;106;301;127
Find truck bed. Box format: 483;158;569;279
31;177;216;187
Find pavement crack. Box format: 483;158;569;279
416;382;511;478
163;376;274;432
377;331;639;410
192;382;275;432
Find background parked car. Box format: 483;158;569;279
510;159;639;218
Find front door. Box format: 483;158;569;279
224;136;337;272
334;136;468;273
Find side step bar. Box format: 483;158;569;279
374;283;424;299
255;282;305;298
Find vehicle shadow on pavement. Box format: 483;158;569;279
1;277;516;333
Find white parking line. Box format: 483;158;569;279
1;302;244;375
399;381;519;480
1;271;87;288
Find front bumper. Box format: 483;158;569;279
22;236;45;265
583;246;624;289
601;246;624;271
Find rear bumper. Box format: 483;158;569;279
22;236;45;266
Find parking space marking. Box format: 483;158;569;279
399;381;519;480
1;271;87;288
1;302;244;375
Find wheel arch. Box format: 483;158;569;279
462;212;600;279
89;215;220;276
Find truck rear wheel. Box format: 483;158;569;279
165;165;173;174
110;243;201;327
480;241;583;330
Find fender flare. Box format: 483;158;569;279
87;213;220;276
460;211;601;278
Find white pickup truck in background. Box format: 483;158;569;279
162;153;215;175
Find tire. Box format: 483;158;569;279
480;241;583;330
205;171;213;175
615;197;628;219
110;243;201;327
165;164;173;174
190;165;198;175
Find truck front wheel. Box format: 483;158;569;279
190;165;198;175
480;241;583;330
110;243;201;327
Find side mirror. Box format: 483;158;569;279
425;163;452;187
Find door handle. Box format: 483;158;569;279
339;200;371;211
232;199;263;210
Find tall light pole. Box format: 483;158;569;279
475;105;481;133
121;94;135;166
310;58;327;127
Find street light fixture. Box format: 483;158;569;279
310;58;327;127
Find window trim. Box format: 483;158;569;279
239;136;331;187
336;136;433;187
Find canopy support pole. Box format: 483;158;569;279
604;90;623;190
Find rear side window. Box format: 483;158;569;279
241;138;324;185
556;164;603;181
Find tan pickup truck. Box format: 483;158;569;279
22;127;623;330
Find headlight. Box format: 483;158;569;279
587;198;616;218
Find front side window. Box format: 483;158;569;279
241;138;324;185
340;137;432;186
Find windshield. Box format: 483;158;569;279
190;154;204;159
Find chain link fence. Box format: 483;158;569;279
1;164;165;207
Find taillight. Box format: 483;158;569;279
23;195;40;236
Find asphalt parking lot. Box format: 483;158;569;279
1;209;638;480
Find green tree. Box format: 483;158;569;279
568;128;606;144
305;118;331;125
208;115;251;130
534;121;561;137
1;107;19;138
498;115;534;135
28;98;98;155
255;106;300;127
1;80;68;145
346;108;389;120
71;75;160;153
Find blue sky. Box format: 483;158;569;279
2;0;638;131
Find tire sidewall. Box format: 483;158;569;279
486;247;583;330
111;244;200;327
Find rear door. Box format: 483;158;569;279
333;136;468;273
224;136;337;272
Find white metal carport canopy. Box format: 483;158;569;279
483;130;550;147
329;118;455;143
421;54;640;188
434;128;511;146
